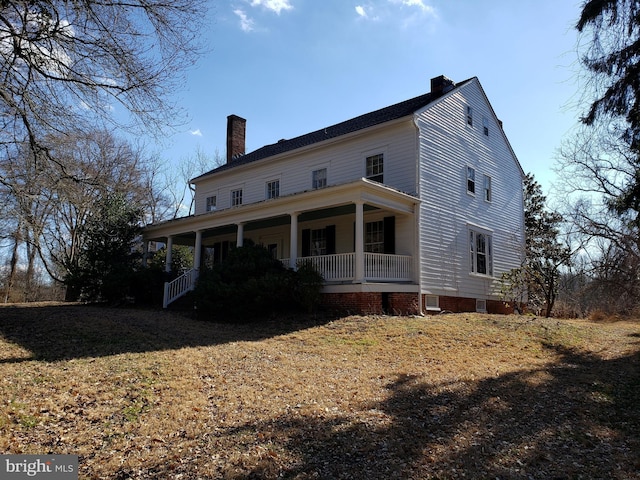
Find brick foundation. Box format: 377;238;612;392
321;292;516;316
322;292;420;316
426;295;516;315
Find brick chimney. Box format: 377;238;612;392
226;114;246;163
430;75;455;98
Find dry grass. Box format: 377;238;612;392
0;304;639;479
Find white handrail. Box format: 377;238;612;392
163;269;197;308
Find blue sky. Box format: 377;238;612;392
162;0;583;196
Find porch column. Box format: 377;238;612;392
355;201;365;283
193;230;203;273
141;240;149;267
236;222;245;247
289;211;299;270
165;236;173;273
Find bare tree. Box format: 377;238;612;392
0;0;207;169
39;130;161;283
162;147;224;219
557;125;640;314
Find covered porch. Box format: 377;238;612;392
142;179;420;308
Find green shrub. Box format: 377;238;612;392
193;243;323;321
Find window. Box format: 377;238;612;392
310;228;327;256
476;299;487;312
366;153;384;183
483;116;489;136
231;188;242;206
312;168;327;189
483;175;492;202
469;229;493;276
467;166;476;194
365;220;384;253
466;105;473;126
266;180;279;199
206;195;216;212
425;295;440;310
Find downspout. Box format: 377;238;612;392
413;112;424;316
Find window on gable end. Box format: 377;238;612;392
483;116;489;136
469;229;493;276
365;153;384;183
466;105;473;126
467;166;476;195
484;175;492;202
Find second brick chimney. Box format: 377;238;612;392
226;114;246;163
430;75;455;98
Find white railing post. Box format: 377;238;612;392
162;268;197;308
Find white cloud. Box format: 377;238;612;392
234;9;255;32
355;5;367;18
249;0;293;15
402;0;436;15
390;0;436;15
190;129;203;137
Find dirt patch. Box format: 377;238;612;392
1;306;639;479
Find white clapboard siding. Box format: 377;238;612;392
193;119;417;215
416;79;525;300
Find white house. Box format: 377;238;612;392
142;75;526;314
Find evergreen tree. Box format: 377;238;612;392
65;193;143;302
577;0;640;225
502;174;571;317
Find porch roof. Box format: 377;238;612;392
143;178;419;242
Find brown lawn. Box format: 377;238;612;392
0;304;639;479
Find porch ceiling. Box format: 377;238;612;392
143;178;419;242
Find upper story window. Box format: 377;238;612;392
365;220;384;253
231;188;243;206
467;166;476;195
266;179;280;199
470;229;493;276
483;116;489;136
466;105;473;126
483;175;492;202
206;195;216;212
312;168;327;189
366;153;384;183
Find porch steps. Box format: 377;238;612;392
163;269;197;308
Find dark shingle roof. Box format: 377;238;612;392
193;80;471;181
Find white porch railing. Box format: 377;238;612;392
364;252;413;281
163;269;197;308
281;253;412;282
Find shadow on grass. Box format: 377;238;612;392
0;304;331;362
205;345;640;479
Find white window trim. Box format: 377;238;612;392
425;295;440;312
230;187;243;207
483;175;492;203
205;195;217;212
476;299;487;313
365;153;384;183
266;178;280;200
466;166;476;196
311;165;328;189
468;224;494;277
